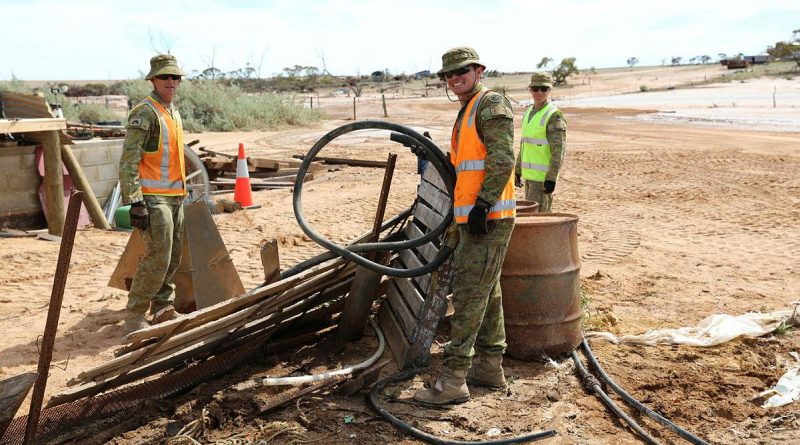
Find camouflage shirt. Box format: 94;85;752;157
515;99;567;182
454;85;515;205
119;91;182;204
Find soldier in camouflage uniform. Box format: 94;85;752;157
119;54;187;334
413;47;516;406
515;73;567;212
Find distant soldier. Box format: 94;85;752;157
119;54;187;334
413;47;516;406
515;73;567;212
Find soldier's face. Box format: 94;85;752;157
151;76;181;103
448;65;483;98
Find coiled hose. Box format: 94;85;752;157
369;368;558;445
580;340;710;445
293;120;456;278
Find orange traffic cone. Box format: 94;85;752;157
233;143;254;207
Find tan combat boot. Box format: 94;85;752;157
123;313;150;335
466;354;507;388
413;368;470;406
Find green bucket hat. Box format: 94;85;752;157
529;72;553;88
145;54;186;80
438;46;486;76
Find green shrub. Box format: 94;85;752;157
69;102;120;123
639;85;649;92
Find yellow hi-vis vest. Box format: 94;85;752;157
520;102;563;182
134;96;186;196
450;91;516;224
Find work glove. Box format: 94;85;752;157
515;173;522;188
467;198;491;236
544;180;556;194
129;202;150;231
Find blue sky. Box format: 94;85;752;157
2;0;798;81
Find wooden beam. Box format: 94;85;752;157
0;118;66;133
60;145;110;230
41;130;65;236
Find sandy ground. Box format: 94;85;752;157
1;65;799;444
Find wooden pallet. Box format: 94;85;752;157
377;166;455;369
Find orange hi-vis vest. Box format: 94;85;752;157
450;90;516;224
135;96;186;196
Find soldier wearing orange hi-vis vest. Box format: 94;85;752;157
119;54;187;334
413;47;516;406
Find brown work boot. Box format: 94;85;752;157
150;303;177;324
123;313;150;335
467;354;507;388
413;368;469;406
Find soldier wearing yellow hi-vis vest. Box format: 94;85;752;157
119;54;187;335
515;73;567;212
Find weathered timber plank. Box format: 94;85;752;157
386;282;417;338
377;303;410;368
417;180;450;217
412;199;444;233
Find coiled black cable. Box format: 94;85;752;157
293;120;456;278
580;340;710;445
368;368;558;445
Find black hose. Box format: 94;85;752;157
293;120;456;278
580;340;710;445
571;351;661;445
368;368;558;445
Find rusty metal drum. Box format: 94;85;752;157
501;213;581;359
515;200;539;215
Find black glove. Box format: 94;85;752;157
515;173;522;188
467;198;491;235
129;202;149;231
544;180;556;194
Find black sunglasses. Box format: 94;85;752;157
154;74;182;81
530;86;550;92
439;65;473;80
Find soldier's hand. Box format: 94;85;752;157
544;180;556;194
467;198;491;236
130;202;150;231
515;173;522;188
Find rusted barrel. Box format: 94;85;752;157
501;213;581;359
515;200;539;215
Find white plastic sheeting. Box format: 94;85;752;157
758;352;800;408
586;307;797;347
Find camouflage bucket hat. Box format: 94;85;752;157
145;54;186;80
529;72;553;88
438;46;486;76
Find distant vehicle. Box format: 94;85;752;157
743;55;770;64
720;58;751;69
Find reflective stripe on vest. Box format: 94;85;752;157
449;90;516;224
136;97;186;196
520;102;559;182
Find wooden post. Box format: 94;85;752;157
337;153;397;340
309;96;313;110
353;97;357;121
41;130;65;236
60;145;111;229
381;94;388;117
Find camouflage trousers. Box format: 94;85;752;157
444;219;514;371
127;195;185;315
524;180;553;212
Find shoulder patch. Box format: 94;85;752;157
129;117;142;127
489;94;502;103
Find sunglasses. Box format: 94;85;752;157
154;74;182;81
439;66;473;80
530;86;550;92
